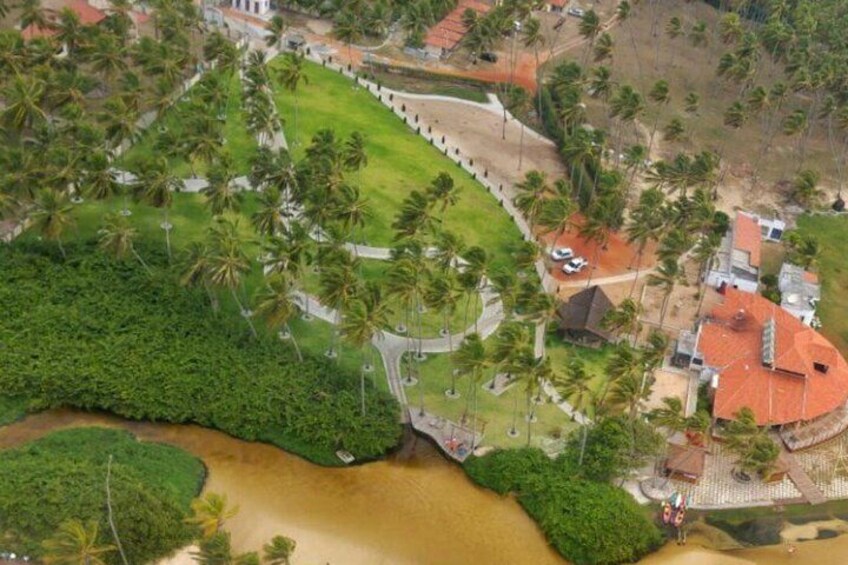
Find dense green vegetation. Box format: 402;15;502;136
0;395;28;427
0;242;401;465
466;445;663;565
0;427;205;563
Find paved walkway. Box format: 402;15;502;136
785;451;828;505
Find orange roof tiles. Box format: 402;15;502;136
803;271;819;284
700;289;848;425
425;0;491;52
21;0;106;40
734;212;762;268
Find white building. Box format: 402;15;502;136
778;262;820;326
704;211;761;294
231;0;269;16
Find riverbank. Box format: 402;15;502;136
0;410;564;564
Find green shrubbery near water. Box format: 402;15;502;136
0;427;205;563
465;446;663;565
0;241;401;465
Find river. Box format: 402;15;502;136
3;410;848;565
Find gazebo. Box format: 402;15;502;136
664;443;707;484
556;285;614;347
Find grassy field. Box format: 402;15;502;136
408;350;577;451
121;71;257;177
0;395;28;427
545;334;616;395
795;214;848;352
270;59;524;271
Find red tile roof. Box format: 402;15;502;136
733;212;762;268
425;0;491;52
700;289;848;425
21;0;106;39
803;271;819;284
549;0;567;6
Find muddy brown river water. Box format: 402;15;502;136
3;410;848;564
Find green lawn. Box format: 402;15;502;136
408;351;576;450
121;71;257;176
0;395;28;427
270;59;524;271
796;214;848;352
544;334;617;395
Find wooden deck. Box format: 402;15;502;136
785;451;827;505
408;409;482;463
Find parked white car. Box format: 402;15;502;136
550;247;575;261
567;7;586;18
562;257;589;274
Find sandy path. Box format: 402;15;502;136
390;93;566;189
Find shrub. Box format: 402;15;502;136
0;427;205;563
0;242;401;464
465;448;663;565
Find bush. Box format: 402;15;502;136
0;242;401;464
465;448;663;564
0;427;205;563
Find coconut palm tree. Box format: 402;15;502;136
265;14;288;49
601;298;643;345
343;131;368;175
554;356;595;465
133;157;180;260
98;213;152;274
647;79;670;155
791;168;822;208
2;75;47;132
648;396;687;436
30;188;75;258
386;256;419;383
424;272;462;368
425;172;460;218
609;84;645;163
206;219;258;337
42;520;114;565
185;492;240;540
578;9;601;65
254;273;303;362
251;186;285;242
203;158;242;216
433;229;466;273
593;32;614;64
392;190;439;239
180;242;218;312
522;16;545;118
646;257;685;329
263;536;297;565
490;321;532;416
342;281;391;415
334;183;370;251
334;9;362;66
276;51;308;146
513;169;552;231
318;252;361;359
452;332;488;442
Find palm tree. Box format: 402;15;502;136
203;159;242;216
554;357;595;464
386;257;420;384
648;396;687;436
31;189;75;258
185;492;239;540
263;536;297;565
609;84;645;163
513;169;552;231
392;190;439;239
342;282;391;415
791;168;822;208
578;9;601;65
425;273;462;389
334;183;370;251
490;323;532;427
42;520;114;565
265;14;288;49
276;52;308;146
647;79;671;155
98;213;152;274
724;407;780;478
646;257;684;329
134;158;180;260
593;32;614;64
2;75;47;131
254;274;303;362
522;16;545;118
251;186;285;242
433;229;466;273
343;131;368;175
334;9;362;67
206;219;258;337
452;332;488;443
318;254;361;359
425;172;460;218
601;298;643;344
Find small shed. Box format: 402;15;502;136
664;443;707;484
556;285;614;346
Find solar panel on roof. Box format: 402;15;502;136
762;317;775;367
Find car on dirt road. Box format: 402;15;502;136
550;247;575;261
562;257;589;274
567;7;586;18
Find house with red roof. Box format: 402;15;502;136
20;0;107;41
704;211;762;294
424;0;491;59
678;288;848;449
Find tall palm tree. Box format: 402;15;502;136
647;79;671;155
386;257;420;384
646;257;684;329
265;14;288;49
577;9;601;65
318;253;361;359
513;169;552;231
251;186;285;243
343;131;368;175
334;183;370;251
554;356;595;465
425;172;460;219
424;273;462;387
254;273;303;362
2;75;47;131
42;520;114;565
452;332;488;444
98;213;152;274
791;168;822;208
203;159;242;216
263;536;297;565
342;282;391;415
31;188;75;258
134;158;180;260
334;9;363;66
180;242;218;312
601;298;643;345
276;52;308;146
185;492;239;540
206;219;258;337
522;16;545;118
609;84;645;163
